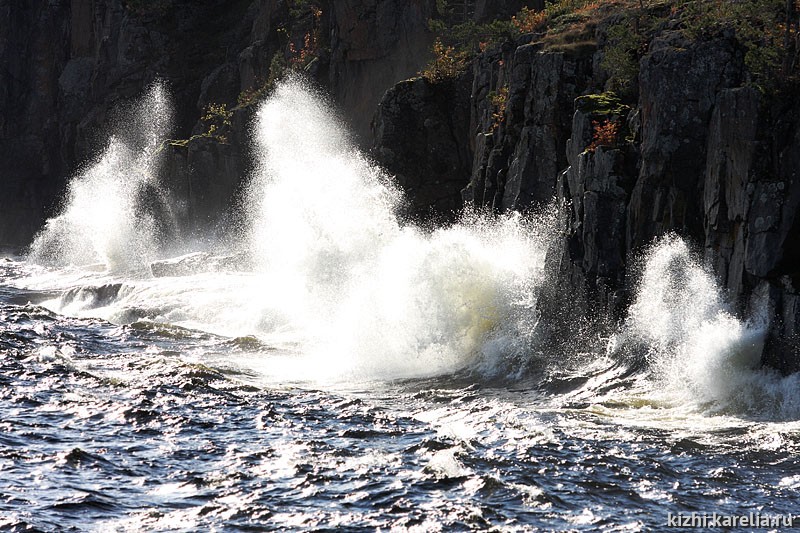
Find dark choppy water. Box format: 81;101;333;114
2;256;800;532
5;80;800;531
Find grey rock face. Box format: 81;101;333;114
329;0;434;144
372;75;473;220
460;44;595;213
0;0;262;246
160;135;245;239
0;0;438;247
555;35;800;372
501;49;591;211
373;25;800;372
700;87;800;373
703;87;761;298
0;1;71;247
627;33;744;252
554;33;745;320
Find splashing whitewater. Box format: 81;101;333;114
29;83;173;271
610;236;800;418
17;79;800;418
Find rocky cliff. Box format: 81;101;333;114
3;1;800;372
372;4;800;373
0;0;437;246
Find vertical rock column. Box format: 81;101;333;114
704;87;800;373
556;94;635;319
626;32;743;251
372;73;473;220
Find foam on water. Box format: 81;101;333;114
29;83;173;272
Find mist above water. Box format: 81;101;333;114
239;82;555;379
24;80;553;381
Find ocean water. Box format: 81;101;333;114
1;81;799;531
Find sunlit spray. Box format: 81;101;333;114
29;82;173;271
22;79;800;416
611;236;800;418
242;79;553;380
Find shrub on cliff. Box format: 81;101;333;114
677;0;800;91
576;92;631;153
420;38;470;83
599;12;649;98
546;0;800;96
237;53;288;108
287;5;323;70
427;18;517;55
512;7;548;33
586;119;621;152
487;86;509;132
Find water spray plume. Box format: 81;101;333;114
19;80;800;419
29;82;173;271
612;236;800;419
243;79;552;380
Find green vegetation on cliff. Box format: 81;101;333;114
423;0;800;92
166;2;326;149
